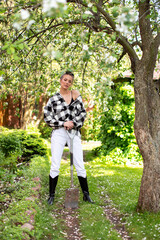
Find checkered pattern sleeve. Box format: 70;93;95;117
44;97;64;127
72;96;87;128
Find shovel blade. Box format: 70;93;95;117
64;188;79;209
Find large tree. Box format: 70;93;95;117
67;0;160;212
1;0;160;212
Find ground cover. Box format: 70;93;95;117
1;141;160;240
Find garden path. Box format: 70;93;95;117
50;143;132;240
1;141;132;239
102;196;132;239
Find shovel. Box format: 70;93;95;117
64;130;79;209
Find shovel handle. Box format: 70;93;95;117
65;130;76;188
70;138;74;188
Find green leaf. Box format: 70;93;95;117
0;8;6;13
82;14;89;19
2;44;10;50
112;7;119;17
7;47;15;54
92;6;97;13
17;44;24;50
0;71;5;76
13;55;20;61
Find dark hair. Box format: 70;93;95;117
60;71;74;80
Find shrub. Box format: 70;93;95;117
0;127;48;173
98;83;136;154
21;133;48;159
13;130;48;160
0;150;5;166
92;142;142;165
0;133;22;172
38;121;52;139
0;132;21;157
0;126;9;132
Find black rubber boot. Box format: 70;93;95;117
48;175;58;205
78;176;94;203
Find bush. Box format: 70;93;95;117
0;150;5;166
98;83;136;154
0;133;22;172
0;126;9;132
13;129;48;160
0;132;21;157
38;121;52;139
0;127;48;172
21;132;48;159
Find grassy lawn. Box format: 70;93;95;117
1;141;160;240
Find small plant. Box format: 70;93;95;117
20;132;48;159
0;132;21;158
0;127;48;173
0;133;22;173
38;121;52;139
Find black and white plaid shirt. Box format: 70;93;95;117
44;92;86;137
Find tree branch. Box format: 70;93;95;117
67;0;96;16
68;0;139;65
132;41;143;51
94;1;116;30
82;29;91;88
92;1;139;66
117;36;139;71
154;32;160;49
117;49;126;63
117;40;143;63
23;20;82;43
139;0;153;49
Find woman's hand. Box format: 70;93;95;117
64;121;74;130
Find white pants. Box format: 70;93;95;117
50;128;86;178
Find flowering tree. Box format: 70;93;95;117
1;0;160;212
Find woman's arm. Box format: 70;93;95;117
44;98;64;127
72;92;87;128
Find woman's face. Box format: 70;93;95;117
60;74;73;90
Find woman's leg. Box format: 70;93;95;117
48;129;66;205
67;134;86;177
67;134;94;203
50;129;66;178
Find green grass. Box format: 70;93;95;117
82;153;160;240
0;156;65;240
79;203;121;239
1;141;160;240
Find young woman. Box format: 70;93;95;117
44;71;93;205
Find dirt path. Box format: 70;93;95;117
52;207;83;240
21;178;131;239
50;144;132;240
102;195;132;240
62;209;83;240
56;195;132;240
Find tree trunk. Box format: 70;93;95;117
134;60;160;212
